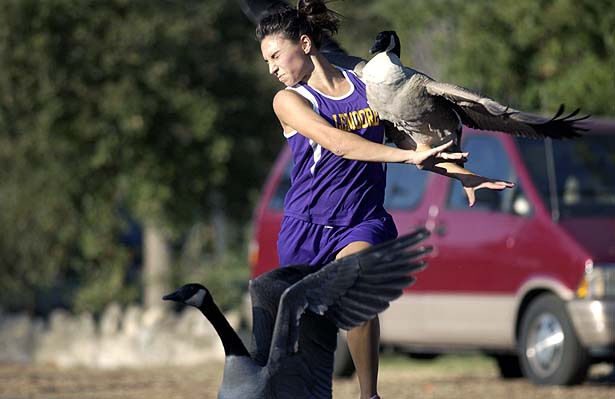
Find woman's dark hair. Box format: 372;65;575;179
256;0;340;49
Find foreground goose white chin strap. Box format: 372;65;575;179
186;289;206;307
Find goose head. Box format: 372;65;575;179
369;30;401;58
164;283;251;360
163;283;210;308
363;30;404;84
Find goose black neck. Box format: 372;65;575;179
199;299;249;357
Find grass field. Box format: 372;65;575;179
1;353;613;399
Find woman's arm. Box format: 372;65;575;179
273;90;464;165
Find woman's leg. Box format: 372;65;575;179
336;241;380;399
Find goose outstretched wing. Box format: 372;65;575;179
423;80;589;139
266;228;431;369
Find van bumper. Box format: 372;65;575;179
567;299;615;351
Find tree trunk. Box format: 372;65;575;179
143;223;170;309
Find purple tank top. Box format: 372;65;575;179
283;69;388;226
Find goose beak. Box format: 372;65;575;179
162;290;181;302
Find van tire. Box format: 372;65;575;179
518;293;589;385
493;354;523;378
334;332;355;378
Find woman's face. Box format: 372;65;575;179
260;33;313;87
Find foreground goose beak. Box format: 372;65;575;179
162;291;181;302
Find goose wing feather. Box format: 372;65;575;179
266;228;431;370
424;80;589;139
249;264;316;365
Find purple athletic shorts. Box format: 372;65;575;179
277;214;398;267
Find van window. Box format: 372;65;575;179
516;134;615;219
269;161;292;210
384;161;428;210
447;135;522;214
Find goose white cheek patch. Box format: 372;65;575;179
186;290;206;307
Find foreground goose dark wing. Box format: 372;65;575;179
363;31;589;148
266;229;431;369
164;229;431;399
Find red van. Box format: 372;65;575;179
248;119;615;385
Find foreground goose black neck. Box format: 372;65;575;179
164;229;432;398
163;284;249;358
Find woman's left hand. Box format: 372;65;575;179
407;140;469;165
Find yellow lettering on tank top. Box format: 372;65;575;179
348;111;358;130
358;109;367;128
330;107;380;132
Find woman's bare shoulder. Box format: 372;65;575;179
273;89;313;114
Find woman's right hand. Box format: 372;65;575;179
405;140;468;166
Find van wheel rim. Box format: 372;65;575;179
525;313;565;377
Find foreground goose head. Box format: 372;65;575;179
163;229;432;399
163;283;208;307
163;283;252;359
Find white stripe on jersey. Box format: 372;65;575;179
283;85;319;139
309;138;322;175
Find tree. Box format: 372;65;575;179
369;0;615;116
0;0;279;314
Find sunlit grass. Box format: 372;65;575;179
380;352;496;374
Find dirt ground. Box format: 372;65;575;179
1;355;613;399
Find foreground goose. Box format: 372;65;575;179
163;229;431;399
362;31;589;153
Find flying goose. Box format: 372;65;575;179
163;229;431;399
361;31;589;154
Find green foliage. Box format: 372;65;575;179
182;253;250;313
367;0;615;116
172;222;250;312
2;0;612;315
0;0;279;314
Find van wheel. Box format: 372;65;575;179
493;354;523;379
333;332;355;378
518;293;589;385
